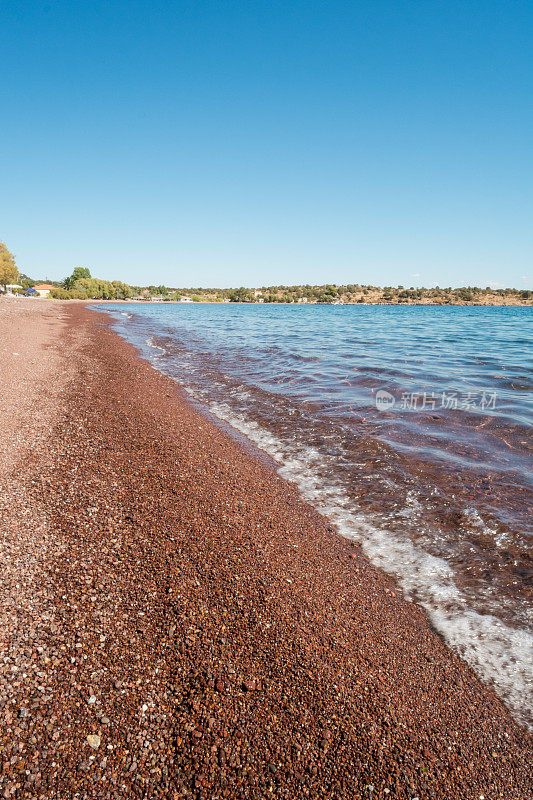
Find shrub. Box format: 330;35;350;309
49;287;71;299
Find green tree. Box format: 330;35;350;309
64;267;92;289
111;280;133;300
49;287;72;299
228;287;253;302
0;242;18;289
19;273;35;289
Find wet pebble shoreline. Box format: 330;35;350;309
0;302;531;799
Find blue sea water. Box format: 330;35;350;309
98;302;532;728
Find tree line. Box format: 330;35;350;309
1;242;531;303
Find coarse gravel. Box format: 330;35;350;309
0;300;531;799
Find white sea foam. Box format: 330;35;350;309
208;400;533;730
145;337;166;354
107;305;533;728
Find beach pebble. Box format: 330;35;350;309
0;301;529;800
87;735;101;749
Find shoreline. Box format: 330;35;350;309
0;299;531;798
3;294;533;307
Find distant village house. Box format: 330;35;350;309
33;283;56;297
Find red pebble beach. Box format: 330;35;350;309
0;298;531;799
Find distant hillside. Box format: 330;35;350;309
11;268;533;305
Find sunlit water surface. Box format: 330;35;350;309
97;303;532;729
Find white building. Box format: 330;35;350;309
33;283;56;297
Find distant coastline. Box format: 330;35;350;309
7;271;533;306
2;257;531;304
117;292;532;306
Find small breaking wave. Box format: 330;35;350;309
207;400;533;731
145;336;167;353
100;303;533;731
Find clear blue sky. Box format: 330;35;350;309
1;0;531;288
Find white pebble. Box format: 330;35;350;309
87;734;101;749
